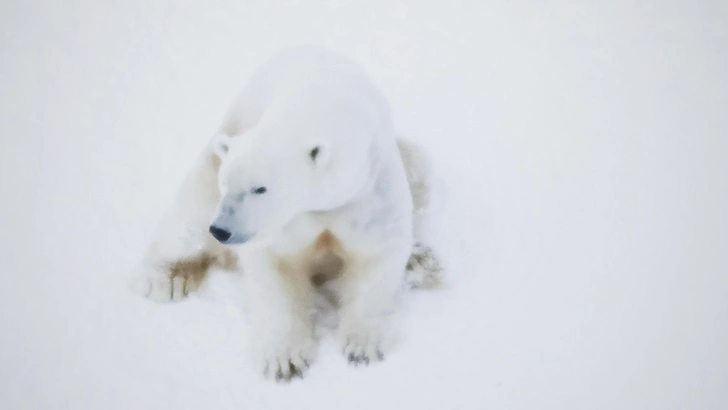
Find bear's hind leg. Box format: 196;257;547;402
397;138;444;289
129;141;231;302
405;242;443;290
131;246;236;302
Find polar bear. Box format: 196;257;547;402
130;46;442;381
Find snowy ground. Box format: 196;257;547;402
1;1;727;409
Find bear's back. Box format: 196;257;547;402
219;46;373;137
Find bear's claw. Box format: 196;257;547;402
128;266;190;303
273;361;306;382
343;334;385;366
259;338;317;382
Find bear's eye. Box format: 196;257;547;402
252;186;267;195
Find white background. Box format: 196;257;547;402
1;1;726;409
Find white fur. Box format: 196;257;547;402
129;46;440;380
213;46;413;377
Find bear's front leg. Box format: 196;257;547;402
337;245;409;366
243;252;318;382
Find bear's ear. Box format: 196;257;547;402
212;133;233;159
308;143;330;168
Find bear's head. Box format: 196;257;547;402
208;78;389;246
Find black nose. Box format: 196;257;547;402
209;225;232;242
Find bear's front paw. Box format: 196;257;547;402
342;332;387;366
128;264;189;303
257;337;318;382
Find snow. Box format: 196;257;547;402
1;1;726;409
